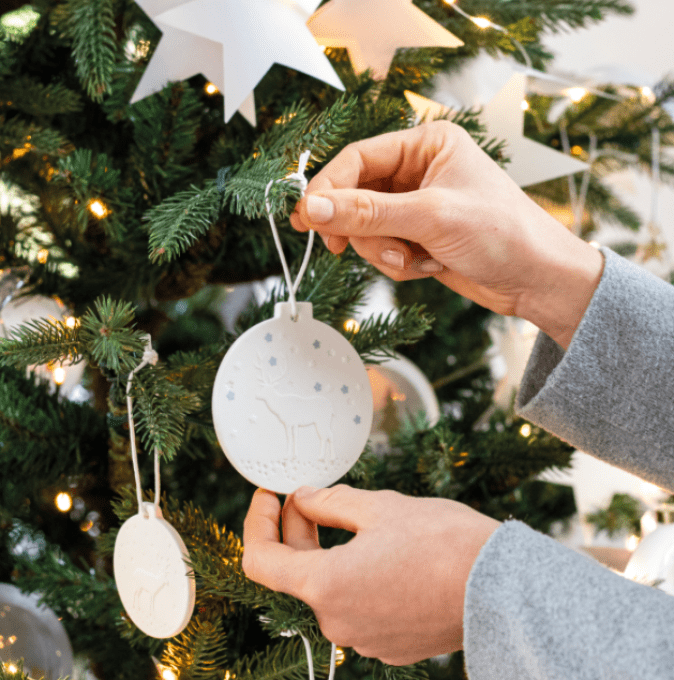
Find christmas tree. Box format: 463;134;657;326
0;0;672;678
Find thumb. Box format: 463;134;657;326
291;484;383;533
296;188;444;243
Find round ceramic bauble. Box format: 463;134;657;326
0;582;74;680
624;520;674;594
113;503;196;638
212;302;374;494
367;353;440;454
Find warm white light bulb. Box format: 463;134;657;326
344;319;360;333
55;492;73;512
162;669;178;680
521;100;530;111
566;87;588;103
519;423;532;437
471;16;492;29
52;366;66;385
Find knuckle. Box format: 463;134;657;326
354;193;382;232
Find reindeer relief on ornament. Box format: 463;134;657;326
255;352;335;461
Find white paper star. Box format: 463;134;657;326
307;0;463;80
406;74;588;188
132;0;344;124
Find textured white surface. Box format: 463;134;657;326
0;583;73;680
113;503;195;639
213;302;373;493
624;522;674;593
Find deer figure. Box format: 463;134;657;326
132;566;170;616
255;356;335;461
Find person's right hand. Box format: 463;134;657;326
290;122;603;350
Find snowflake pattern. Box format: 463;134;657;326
341;385;349;394
269;357;277;366
314;382;322;392
265;333;273;342
354;415;361;424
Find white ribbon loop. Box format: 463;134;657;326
265;150;315;319
126;333;161;518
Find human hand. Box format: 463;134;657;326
242;484;500;665
290;122;603;350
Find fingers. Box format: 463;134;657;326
282;494;320;550
242;489;318;595
349;236;444;279
291;484;388;533
293;187;444;242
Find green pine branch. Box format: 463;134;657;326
350;305;434;363
61;0;118;102
0;115;68;156
0;74;83;116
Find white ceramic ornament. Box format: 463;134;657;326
114;502;196;638
0;582;74;680
624;517;674;594
212;301;373;493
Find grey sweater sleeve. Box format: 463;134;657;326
463;248;674;679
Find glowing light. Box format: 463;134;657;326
87;198;109;219
521;100;530;111
11;147;30;160
589;240;601;249
519;423;532;437
391;392;407;402
471;16;492;29
65;316;79;329
570;145;584;156
565;87;588;103
442;0;458;4
6;664;18;674
641;510;658;536
335;647;346;666
344;319;360;333
52;366;66;385
640;86;655;104
205;82;219;95
80;519;94;532
37;248;49;264
55;492;73;512
162;669;178;680
626;534;640;551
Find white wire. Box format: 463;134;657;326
265;150;314;319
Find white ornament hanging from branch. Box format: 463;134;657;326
132;0;344;125
307;0;463;80
212;152;373;493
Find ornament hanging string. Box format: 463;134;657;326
265;150;315;320
259;616;338;680
126;333;161;517
262;151;338;679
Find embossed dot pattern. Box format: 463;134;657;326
212;302;373;493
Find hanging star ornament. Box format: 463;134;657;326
132;0;344;124
307;0;463;80
408;72;588;187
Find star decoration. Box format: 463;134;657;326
265;333;273;342
406;74;589;188
314;382;322;392
341;385;349;394
227;391;235;400
354;415;361;424
133;0;344;123
269;357;277;366
307;0;463;80
313;340;321;349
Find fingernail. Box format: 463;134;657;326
294;485;318;499
381;249;405;269
417;259;444;274
306;195;335;223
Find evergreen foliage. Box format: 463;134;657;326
0;0;670;679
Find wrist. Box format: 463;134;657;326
517;236;604;351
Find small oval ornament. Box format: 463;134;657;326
212;302;373;493
113;502;195;639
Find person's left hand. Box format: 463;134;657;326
242;484;500;665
